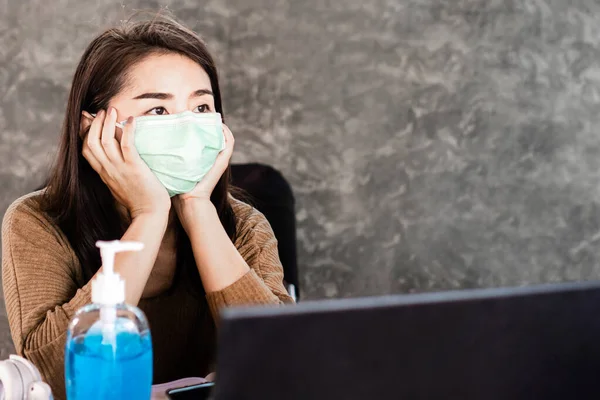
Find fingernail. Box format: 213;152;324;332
127;116;134;124
110;107;116;118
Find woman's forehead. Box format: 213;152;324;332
123;53;212;96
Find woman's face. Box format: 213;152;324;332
108;52;216;125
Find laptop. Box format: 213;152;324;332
212;281;600;400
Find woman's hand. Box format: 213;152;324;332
173;123;235;233
171;124;250;292
82;108;171;220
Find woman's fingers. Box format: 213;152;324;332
86;110;111;168
120;116;143;164
198;124;234;187
81;141;103;173
101;107;124;163
223;124;235;152
217;124;235;164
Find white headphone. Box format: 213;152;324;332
0;355;52;400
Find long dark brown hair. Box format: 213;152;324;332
42;14;237;290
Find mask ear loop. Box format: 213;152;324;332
86;112;125;129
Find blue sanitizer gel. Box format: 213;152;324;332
65;241;153;400
65;307;153;400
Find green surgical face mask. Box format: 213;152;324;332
131;111;225;197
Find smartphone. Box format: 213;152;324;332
166;382;215;400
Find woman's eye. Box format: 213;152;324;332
148;107;167;115
194;104;210;113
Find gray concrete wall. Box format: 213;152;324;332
2;0;600;356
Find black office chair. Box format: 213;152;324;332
35;163;301;301
230;163;300;301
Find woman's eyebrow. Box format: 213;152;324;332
132;89;213;100
132;92;172;100
190;89;214;98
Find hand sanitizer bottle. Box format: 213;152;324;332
65;240;153;400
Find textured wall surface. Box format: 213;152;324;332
2;0;600;356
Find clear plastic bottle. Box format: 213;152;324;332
65;241;153;400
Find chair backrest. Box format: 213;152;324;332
230;163;299;300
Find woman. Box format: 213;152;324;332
1;15;293;399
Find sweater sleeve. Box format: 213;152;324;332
205;206;294;318
2;198;92;400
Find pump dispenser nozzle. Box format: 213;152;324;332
92;240;144;305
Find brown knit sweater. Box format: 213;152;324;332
1;191;293;400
